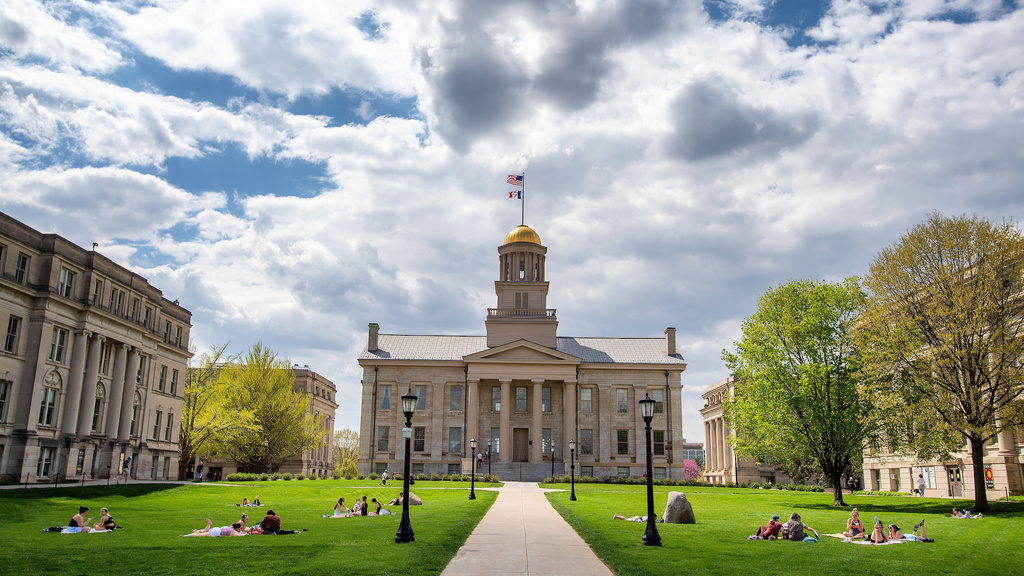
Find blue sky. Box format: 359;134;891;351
2;0;1023;444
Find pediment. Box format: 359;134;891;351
464;339;579;364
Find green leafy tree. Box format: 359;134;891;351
333;428;360;477
177;343;254;480
723;278;874;506
210;342;328;473
858;213;1024;512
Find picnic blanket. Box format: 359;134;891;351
60;528;111;534
826;533;912;545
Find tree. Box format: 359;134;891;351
858;213;1024;512
177;343;254;480
333;428;360;477
723;278;873;506
209;342;328;473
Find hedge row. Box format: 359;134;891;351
539;475;825;491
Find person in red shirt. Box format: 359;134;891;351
753;514;783;540
260;510;281;534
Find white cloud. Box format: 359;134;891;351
0;0;123;72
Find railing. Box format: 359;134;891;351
487;308;556;318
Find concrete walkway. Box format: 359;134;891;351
441;482;615;576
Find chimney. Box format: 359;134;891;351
665;327;677;357
368;323;380;351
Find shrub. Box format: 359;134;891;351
307;475;317;481
258;473;270;481
369;473;378;480
332;468;344;480
441;474;450;481
282;474;293;481
296;473;305;480
725;481;736;487
271;472;283;480
416;473;427;481
430;473;440;481
393;473;403;481
357;474;366;480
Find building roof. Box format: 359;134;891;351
503;224;541;245
360;334;686;365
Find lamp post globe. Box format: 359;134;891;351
569;439;577;501
469;438;477;500
263;439;269;475
396;388;417;543
638;393;661;546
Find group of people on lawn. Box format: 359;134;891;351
180;508;301;537
751;508;933;543
326;494;395;517
66;506;116;533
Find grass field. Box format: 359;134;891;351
0;480;497;576
545;484;1024;576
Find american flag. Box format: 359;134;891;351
507;174;524;186
509;191;522;199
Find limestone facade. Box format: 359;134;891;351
0;211;191;482
357;225;688;481
700;375;793;485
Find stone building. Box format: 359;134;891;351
701;375;793;485
196;366;337;481
357;224;688;481
0;211;191;482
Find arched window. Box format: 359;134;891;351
38;371;62;426
131;391;141;436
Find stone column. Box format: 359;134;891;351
499;379;511;462
997;414;1016;456
118;348;140;442
717;418;725;472
104;344;128;439
563;381;576;460
704;420;711;474
77;335;104;438
15;319;54;430
531;380;543;462
61;329;90;436
467;378;480;452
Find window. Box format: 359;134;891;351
162;457;170;480
4;316;20;354
377;427;389;452
131;298;139;320
617;466;630;478
581;388;592;413
542;387;551;412
450;385;463;411
158;366;166;392
174;326;182;346
151;456;158;479
448;464;461;475
38;387;57;426
170;369;178;396
654;467;666;480
130;403;138;436
449;427;462;453
617;430;629;455
0;379;11;421
15;253;29;284
379;385;391;410
109;289;124;315
652;389;664;414
375;463;388;476
165;413;173;441
143;306;152;328
412;463;424;476
617;389;628;413
136;355;144;384
0;244;4;274
581;465;593;477
515;292;529;309
492;387;501;411
580;429;593;455
91;395;102;432
152;410;162;439
516;387;527;411
923;466;937;489
49;327;68;362
416;385;427;410
37;447;54;477
414;426;425;452
92;280;102;305
100;343;111;374
653;430;665;456
542;429;551;454
491;428;500;454
162;321;171;343
58;267;76;298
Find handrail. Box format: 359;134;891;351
487;308;556;318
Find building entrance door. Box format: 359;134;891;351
513;428;529;462
947;466;963;497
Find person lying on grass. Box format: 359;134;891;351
179;519;246;537
843;508;867;540
868;516;888;543
952;507;982;518
612;513;660;523
889;520;932;542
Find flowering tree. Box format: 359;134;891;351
683;459;702;481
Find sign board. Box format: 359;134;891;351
76;449;85;475
985;465;994;489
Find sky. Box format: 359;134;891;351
1;0;1022;445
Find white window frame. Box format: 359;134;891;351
58;267;76;298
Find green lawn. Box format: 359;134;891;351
1;480;497;576
545;484;1024;576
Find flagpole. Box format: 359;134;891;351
521;171;525;226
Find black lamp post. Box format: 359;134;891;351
639;393;662;546
469;438;477;500
263;439;269;474
396;388;417;543
487;440;492;476
569;439;577;501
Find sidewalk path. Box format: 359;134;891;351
441;481;615;576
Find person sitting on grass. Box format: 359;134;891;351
751;514;783;540
326;497;350;518
843;508;867;540
781;513;819;541
259;509;302;535
67;506;93;533
612;513;658;523
386;492;403;506
351;498;362;516
179;519;245;537
92;508;116;531
360;496;369;517
371;498;393;515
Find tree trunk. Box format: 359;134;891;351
831;470;847;506
969;436;991;513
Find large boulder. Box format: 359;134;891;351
407;492;423;505
662;491;695;524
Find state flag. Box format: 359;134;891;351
508;191;522;199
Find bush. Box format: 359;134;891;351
307;474;316;481
416;473;428;481
283;474;293;481
258;473;270;481
369;473;378;480
271;472;283;480
441;474;450;481
430;473;440;481
296;473;305;480
393;473;403;481
357;474;365;480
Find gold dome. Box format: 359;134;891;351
503;225;541;245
